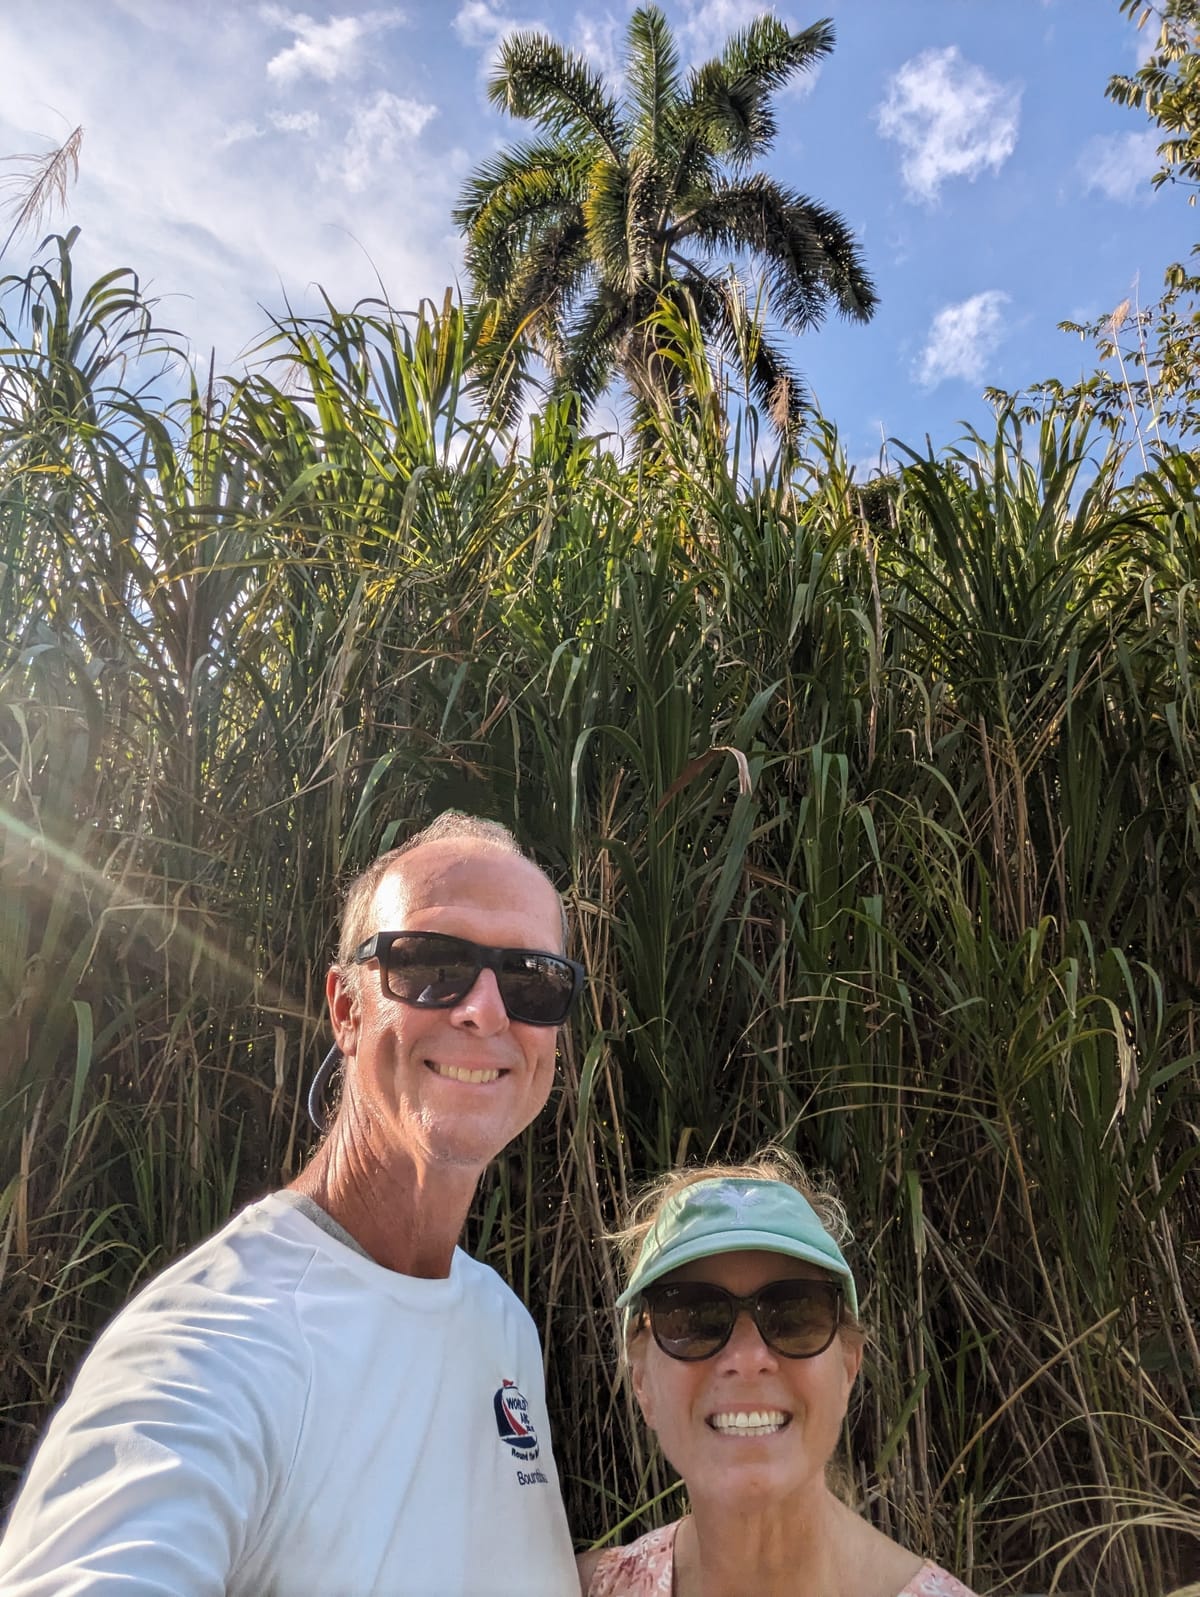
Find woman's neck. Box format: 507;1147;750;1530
675;1487;843;1597
673;1490;917;1597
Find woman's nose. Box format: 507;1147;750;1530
716;1307;779;1371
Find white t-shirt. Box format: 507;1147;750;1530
0;1194;578;1596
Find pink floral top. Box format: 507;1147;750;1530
585;1522;979;1597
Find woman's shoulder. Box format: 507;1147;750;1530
900;1561;980;1597
579;1521;678;1597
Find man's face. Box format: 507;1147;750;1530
328;840;566;1176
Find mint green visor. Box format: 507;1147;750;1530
616;1177;858;1318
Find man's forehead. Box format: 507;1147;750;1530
372;840;559;918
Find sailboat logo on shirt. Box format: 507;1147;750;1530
494;1378;540;1461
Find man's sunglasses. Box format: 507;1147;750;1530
637;1278;844;1361
352;930;584;1027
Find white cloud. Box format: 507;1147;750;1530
676;0;773;64
453;1;539;51
262;7;406;86
218;109;322;150
877;46;1021;204
332;90;438;191
916;290;1010;388
0;8;463;370
220;119;266;149
573;12;622;83
1080;129;1160;202
271;110;320;135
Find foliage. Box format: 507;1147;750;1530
1109;0;1200;200
453;5;876;439
987;3;1200;455
985;274;1200;457
2;238;1198;1594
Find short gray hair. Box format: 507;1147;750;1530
335;814;568;992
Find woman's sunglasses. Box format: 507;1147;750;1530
637;1278;844;1361
352;930;585;1027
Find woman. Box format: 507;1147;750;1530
578;1156;978;1597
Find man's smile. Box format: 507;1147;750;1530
426;1061;507;1084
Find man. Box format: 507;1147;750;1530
0;813;583;1595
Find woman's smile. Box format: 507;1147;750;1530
705;1409;791;1436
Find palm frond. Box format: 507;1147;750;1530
556;292;627;408
683;17;834;165
583;155;666;299
719;14;834;98
672;267;807;436
489;32;626;159
460;161;586;300
682;174;878;327
502;217;594;356
452;137;585;233
626;5;682;158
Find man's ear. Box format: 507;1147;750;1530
327;965;360;1057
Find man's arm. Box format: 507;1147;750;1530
0;1287;306;1595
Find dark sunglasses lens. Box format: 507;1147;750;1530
381;936;575;1023
383;937;478;1005
757;1281;841;1357
647;1285;733;1360
497;951;576;1023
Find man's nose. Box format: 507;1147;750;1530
449;965;509;1031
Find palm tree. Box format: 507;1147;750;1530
454;7;877;438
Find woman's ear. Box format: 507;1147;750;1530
840;1332;864;1398
628;1337;656;1431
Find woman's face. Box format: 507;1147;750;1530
629;1248;862;1506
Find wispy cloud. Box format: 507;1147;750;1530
675;0;773;64
916;290;1010;388
877;46;1020;204
1080;130;1160;203
453;3;624;98
218;109;322;150
262;7;407;86
573;11;622;82
453;0;541;52
331;90;438;191
272;110;321;135
0;7;460;368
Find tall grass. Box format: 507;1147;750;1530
2;236;1197;1593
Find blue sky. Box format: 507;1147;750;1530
1;1;1192;462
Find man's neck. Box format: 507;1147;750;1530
288;1119;482;1278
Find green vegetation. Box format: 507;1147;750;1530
997;2;1200;454
454;5;876;435
1;229;1197;1592
1109;0;1200;200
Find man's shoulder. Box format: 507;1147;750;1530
454;1247;531;1308
451;1248;546;1351
98;1194;322;1361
